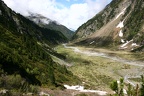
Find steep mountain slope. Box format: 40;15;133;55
72;0;144;51
0;0;79;93
27;13;74;39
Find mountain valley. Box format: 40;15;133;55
55;43;144;95
0;0;144;96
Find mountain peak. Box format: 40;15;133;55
72;0;144;51
27;12;74;39
27;12;53;25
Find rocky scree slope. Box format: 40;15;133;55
0;0;79;93
27;13;74;40
72;0;144;51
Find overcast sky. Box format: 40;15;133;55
2;0;112;30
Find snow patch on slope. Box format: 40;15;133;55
117;21;124;28
115;8;127;40
120;40;133;49
64;85;84;90
117;21;125;43
119;30;123;37
64;85;107;95
121;39;125;43
119;40;140;50
90;41;95;44
115;8;127;20
132;43;139;47
116;12;125;43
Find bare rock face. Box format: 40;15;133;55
72;0;144;51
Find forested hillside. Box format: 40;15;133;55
0;1;79;95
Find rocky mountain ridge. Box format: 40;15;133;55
72;0;144;51
27;13;74;39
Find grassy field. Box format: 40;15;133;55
55;44;143;93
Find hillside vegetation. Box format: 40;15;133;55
72;0;144;51
0;1;79;95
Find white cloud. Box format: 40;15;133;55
2;0;111;30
